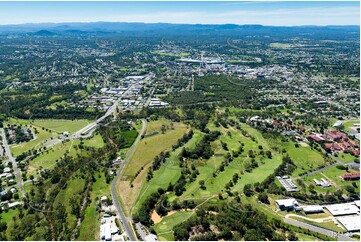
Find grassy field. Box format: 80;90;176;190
10;126;54;157
302;172;338;193
82;133;105;148
28;134;105;174
296;232;325;241
117;119;188;215
263;135;326;177
132;132;203;214
78;172;111;241
133;118;285;237
336;153;357;163
342;119;360;131
150;51;189;57
6;118;92;157
27;139;80;174
321;166;360;189
171;121;282;200
0;208;18;225
153;211;194;241
122;119;188;178
31;119;90;134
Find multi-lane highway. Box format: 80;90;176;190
111;119;147;241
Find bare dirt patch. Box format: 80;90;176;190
152;210;178;224
117;162;151;215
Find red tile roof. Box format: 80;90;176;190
341;173;360;179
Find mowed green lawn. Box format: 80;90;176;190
31;119;90;134
342;119;360;131
7;118;90;134
159;120;284;201
122;120;188;178
264;136;326;176
181;120;280;199
132;132;203;214
153;211;194;241
78;172;111;241
337;153;358;163
302;173;338;193
322;166;360;189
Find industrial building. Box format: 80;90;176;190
324;203;360;216
276;176;299;192
276;198;299;211
313;178;331;187
302;205;324;214
336;215;361;232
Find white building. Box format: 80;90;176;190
302;205;324;214
145;233;158;241
353;200;360;208
8;201;23;208
325;203;359;216
336;215;361;232
276;198;299;211
333;121;343;127
3;167;11;173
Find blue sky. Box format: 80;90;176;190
0;1;359;26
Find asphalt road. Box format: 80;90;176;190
284;217;353;241
300;154;359;178
111;119;147;241
1;128;25;198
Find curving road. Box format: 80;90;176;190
111;119;147;241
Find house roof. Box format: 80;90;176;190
341;173;360;179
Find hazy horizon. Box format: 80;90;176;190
0;21;359;27
0;1;359;26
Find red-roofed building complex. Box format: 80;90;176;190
341;173;360;181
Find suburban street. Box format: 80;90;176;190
301;155;358;178
1;128;25;198
111;119;147;241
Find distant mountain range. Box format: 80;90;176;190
0;22;359;37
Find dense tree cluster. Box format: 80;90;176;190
179;131;221;160
99;119;138;149
4;125;33;144
172;129;194;151
146;151;170;181
173;203;296;241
